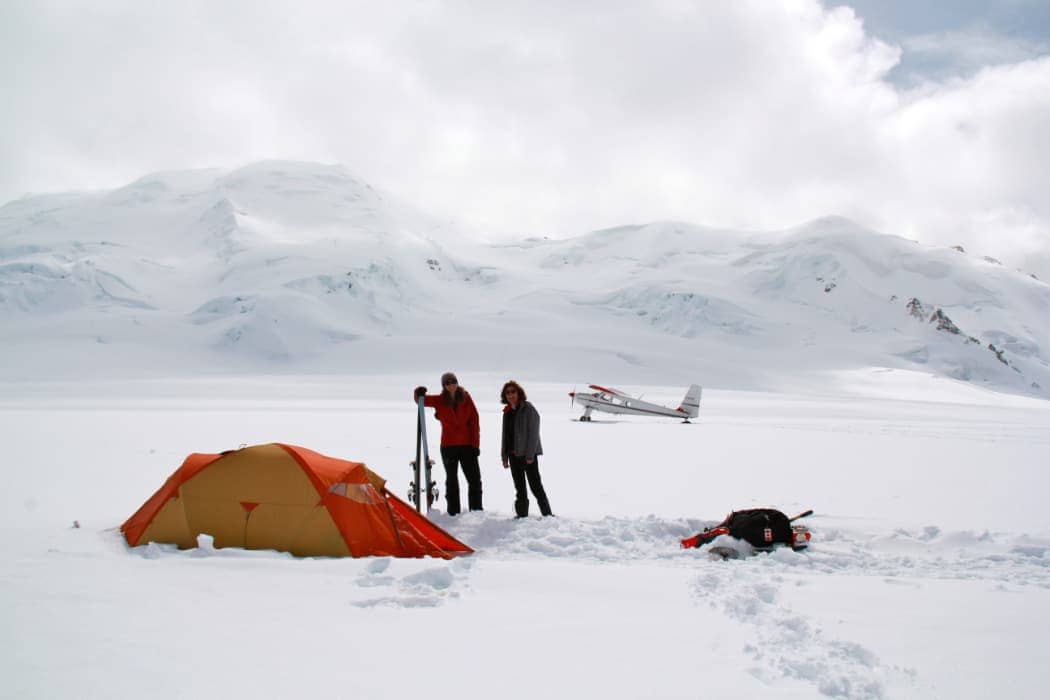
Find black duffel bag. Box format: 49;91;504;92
721;508;794;548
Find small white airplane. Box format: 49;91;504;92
569;384;702;423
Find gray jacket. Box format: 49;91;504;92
502;401;543;461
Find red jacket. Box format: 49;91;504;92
421;390;480;448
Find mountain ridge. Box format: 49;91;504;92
2;160;1047;397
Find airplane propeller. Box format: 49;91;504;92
569;386;576;408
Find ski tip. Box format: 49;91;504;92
790;509;814;521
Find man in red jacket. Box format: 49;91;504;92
414;372;482;515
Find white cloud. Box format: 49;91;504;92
903;23;1050;79
1;0;1048;275
884;57;1050;265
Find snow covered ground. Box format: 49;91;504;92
3;161;1048;697
3;372;1048;699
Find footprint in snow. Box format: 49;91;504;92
355;557;396;587
402;566;456;590
353;564;464;608
692;568;910;699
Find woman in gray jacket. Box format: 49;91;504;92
500;380;553;518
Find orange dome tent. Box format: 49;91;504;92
121;443;472;559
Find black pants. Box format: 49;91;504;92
441;445;483;515
509;455;551;517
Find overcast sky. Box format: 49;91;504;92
2;1;1048;273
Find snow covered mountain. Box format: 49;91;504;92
2;160;1048;397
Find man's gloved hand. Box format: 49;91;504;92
413;386;427;399
472;446;480;458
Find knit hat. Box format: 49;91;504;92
441;371;459;386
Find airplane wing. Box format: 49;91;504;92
589;384;629;397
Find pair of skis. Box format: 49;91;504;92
409;396;438;513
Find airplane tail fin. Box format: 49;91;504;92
679;384;702;418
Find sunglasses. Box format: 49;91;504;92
443;380;458;386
